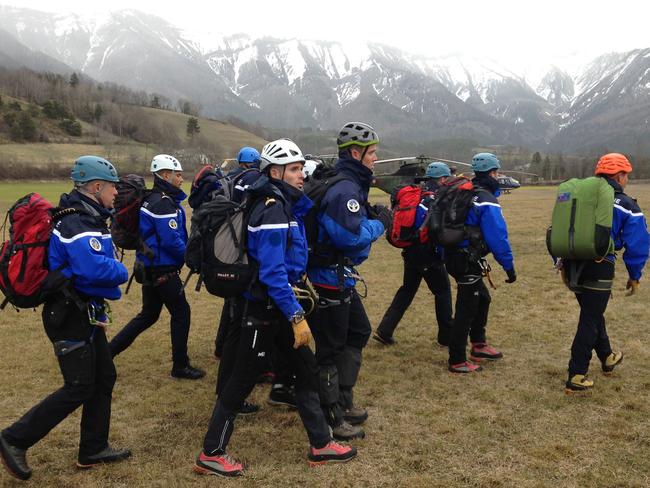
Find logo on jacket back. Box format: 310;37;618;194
89;237;102;252
347;199;360;213
169;219;178;229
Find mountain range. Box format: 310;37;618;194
2;5;650;155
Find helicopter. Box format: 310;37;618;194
370;155;537;195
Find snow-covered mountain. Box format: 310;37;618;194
1;5;650;153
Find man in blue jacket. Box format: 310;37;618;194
445;153;516;373
563;153;649;393
195;139;356;477
308;122;390;440
109;155;204;380
0;156;130;480
374;162;454;347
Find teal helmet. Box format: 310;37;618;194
425;162;451;178
71;155;119;183
471;153;500;172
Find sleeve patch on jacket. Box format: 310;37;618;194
168;219;178;229
89;237;102;252
347;199;360;213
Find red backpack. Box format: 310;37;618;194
0;193;71;309
386;185;431;248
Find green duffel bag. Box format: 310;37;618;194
546;176;614;259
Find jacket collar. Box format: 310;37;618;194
472;174;501;197
59;189;112;221
248;175;313;218
335;157;374;192
153;175;187;203
605;176;623;193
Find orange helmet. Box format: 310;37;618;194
594;153;633;176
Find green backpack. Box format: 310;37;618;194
546;176;614;259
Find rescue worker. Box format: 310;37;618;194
374;162;454;347
307;122;391;440
563;153;649;392
0;156;130;481
109;154;204;380
194;139;356;477
445;153;516;373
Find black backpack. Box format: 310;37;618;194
184;181;291;297
424;176;485;247
303;164;349;266
111;174;151;253
184;195;255;297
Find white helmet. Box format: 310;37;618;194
303;159;319;178
260;139;305;171
151;154;183;173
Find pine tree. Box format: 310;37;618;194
69;72;79;88
186;117;200;138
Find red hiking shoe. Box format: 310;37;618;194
308;441;357;466
193;451;243;477
469;342;503;361
448;361;483;373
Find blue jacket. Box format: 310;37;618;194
459;176;514;272
230;168;262;204
49;190;128;300
137;177;188;268
307;157;385;289
245;177;313;321
607;178;649;280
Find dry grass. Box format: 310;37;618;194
1;183;650;487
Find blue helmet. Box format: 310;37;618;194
471;152;500;173
237;146;261;166
425;162;451;178
71;155;119;183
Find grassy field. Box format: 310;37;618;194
1;182;650;487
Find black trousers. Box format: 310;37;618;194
2;297;116;457
110;272;191;367
309;287;371;426
376;258;453;344
203;300;330;453
446;253;490;365
215;298;292;396
566;260;614;376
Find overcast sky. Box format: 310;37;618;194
7;0;650;68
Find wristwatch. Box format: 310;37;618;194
290;312;305;324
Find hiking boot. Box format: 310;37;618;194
331;421;365;441
171;364;206;380
601;351;623;373
193;451;243;477
565;374;594;394
268;385;297;408
77;446;131;469
308;441;357;466
469;342;503;361
343;406;368;426
238;401;260;416
0;433;31;481
372;333;396;346
448;361;483;373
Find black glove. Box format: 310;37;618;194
505;268;517;284
371;204;392;230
